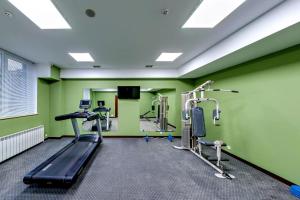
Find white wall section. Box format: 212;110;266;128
35;64;51;78
60;0;300;79
61;69;179;79
179;0;300;77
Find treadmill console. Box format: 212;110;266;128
80;100;91;110
55;100;99;121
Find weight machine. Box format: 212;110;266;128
151;94;169;132
174;80;239;179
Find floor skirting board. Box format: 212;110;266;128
223;150;294;186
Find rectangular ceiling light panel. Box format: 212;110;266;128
69;53;95;62
182;0;246;28
8;0;71;29
156;53;182;62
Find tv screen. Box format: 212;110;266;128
79;100;91;109
118;86;140;99
80;100;91;106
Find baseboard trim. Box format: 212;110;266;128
223;150;294;186
103;136;181;138
45;135;74;140
46;135;180;139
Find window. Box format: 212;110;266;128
0;50;37;119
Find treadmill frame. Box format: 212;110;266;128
23;109;102;186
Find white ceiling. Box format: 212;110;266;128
0;0;285;72
181;21;300;78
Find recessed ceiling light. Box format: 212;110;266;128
141;88;154;92
8;0;71;29
85;9;96;18
182;0;246;28
161;8;169;16
156;53;182;62
69;53;95;62
3;11;13;18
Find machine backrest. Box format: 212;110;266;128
93;107;110;113
191;107;206;137
97;100;105;107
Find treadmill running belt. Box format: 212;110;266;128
24;141;98;185
34;142;94;177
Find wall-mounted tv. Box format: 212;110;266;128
118;86;140;99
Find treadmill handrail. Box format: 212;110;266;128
93;106;111;113
55;111;99;121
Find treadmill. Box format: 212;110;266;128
23;100;102;186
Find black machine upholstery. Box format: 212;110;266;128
191;107;206;137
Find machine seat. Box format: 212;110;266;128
199;140;226;147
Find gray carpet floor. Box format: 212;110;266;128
0;138;296;200
140;119;176;132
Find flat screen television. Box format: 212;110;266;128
118;86;140;99
79;100;91;109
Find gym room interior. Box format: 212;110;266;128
0;0;300;199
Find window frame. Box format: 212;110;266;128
0;49;38;120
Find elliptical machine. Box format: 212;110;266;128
174;80;239;179
93;100;112;131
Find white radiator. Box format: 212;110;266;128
0;125;44;163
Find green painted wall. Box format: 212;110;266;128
194;45;300;185
51;65;60;80
119;99;140;134
48;79;193;137
140;92;156;118
0;79;50;137
49;80;65;137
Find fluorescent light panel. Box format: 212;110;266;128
182;0;246;28
141;88;153;92
92;88;117;92
69;53;95;62
8;0;71;29
156;53;182;62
